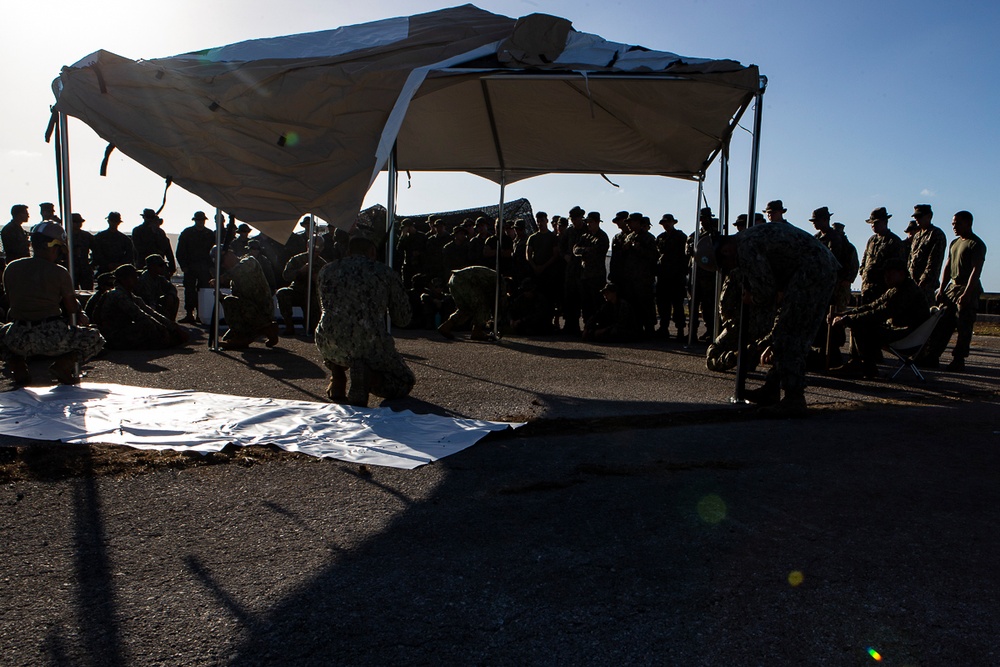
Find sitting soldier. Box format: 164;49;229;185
583;282;640;343
0;221;105;384
277;236;326;335
97;264;189;350
210;247;279;350
830;257;929;379
134;254;180;321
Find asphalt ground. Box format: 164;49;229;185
2;323;998;666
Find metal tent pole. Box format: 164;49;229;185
211;209;223;351
714;146;729;339
733;81;766;403
492;173;506;341
305;214;316;339
686;179;705;347
57;113;75;291
386;144;398;333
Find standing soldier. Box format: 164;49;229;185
907;204;947;304
131;209;176;273
91;212;135;276
619;214;658;336
525;211;561;328
2;205;31;262
656;213;688;339
921;210;988;372
859;207;905;304
315;234;414;407
176;211;217;323
573;211;611;328
69;213;95;290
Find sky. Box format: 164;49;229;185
2;0;998;289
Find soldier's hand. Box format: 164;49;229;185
76;311;90;327
759;345;773;365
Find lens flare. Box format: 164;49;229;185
284;131;300;146
696;494;726;524
787;570;804;586
867;647;882;661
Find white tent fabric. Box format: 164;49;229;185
53;4;761;242
0;383;517;469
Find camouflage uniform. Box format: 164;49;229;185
908;224;947;303
218;256;275;342
443;266;503;330
175;224;216;315
96;286;181;349
814;228;853;310
737;222;837;398
860;231;905;304
706;267;774;372
0;257;104;362
655;227;688;334
276;252;326;331
619;229;658;334
572;228;609;323
91;228;134;275
131;223;176;273
315;255;414;399
1;221;30;262
839;276;929;370
71;229;95;290
135;269;179;319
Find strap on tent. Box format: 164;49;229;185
44;109;58;144
100;143;116;176
600;174;620;188
155;177;173;215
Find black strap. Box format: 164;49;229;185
155;177;173;215
100;143;116;176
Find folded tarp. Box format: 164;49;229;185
0;383;517;469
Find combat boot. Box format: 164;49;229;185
757;392;808;419
7;357;31;385
49;352;80;385
741;375;780;406
470;325;489;341
347;362;370;407
326;363;348;403
437;319;456;340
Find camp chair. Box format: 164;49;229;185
885;306;943;381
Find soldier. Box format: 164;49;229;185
619;214;658;336
395;218;425;288
687;207;720;342
131;208;176;274
525;211;561;327
606;210;631;284
229;223;253;257
96;264;188;350
176;211;217;323
859;207;905;304
69;213;95;290
0;221;104;384
39;202;61;223
831;257;929;379
558;206;587;333
91;212;135;276
211;247;279;350
583;281;640;343
921;210;988;372
135;254;180;321
907;204;947;304
442;225;472;275
573;211;611;327
276;236;326;335
2;205;30;262
810;207;854;310
655;213;688;339
315;234;414;407
437;265;506;342
699;221;837;416
763;199;790;224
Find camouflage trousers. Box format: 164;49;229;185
103;319;179;350
314;325;415;400
0;318;105;362
768;274;835;395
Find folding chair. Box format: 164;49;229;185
886;306;943;381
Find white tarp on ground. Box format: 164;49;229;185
0;383;516;469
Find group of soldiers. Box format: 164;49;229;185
0;196;987;414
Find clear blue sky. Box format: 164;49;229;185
2;0;997;289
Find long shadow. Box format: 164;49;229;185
208;399;1000;665
43;448;127;666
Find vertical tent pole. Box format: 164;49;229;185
733;81;766;403
305;214;316;339
57;112;75;294
493;172;506;340
686;178;705;347
386;144;398;333
714;145;730;340
211;208;223;351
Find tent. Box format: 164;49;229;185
52;4;763;244
51;4;766;399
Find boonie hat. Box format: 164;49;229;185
867;207;892;223
809;207;833;221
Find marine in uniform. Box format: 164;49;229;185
859;207;905;304
213;248;279;349
314;235;414;407
0;221;105;384
907;204;947;304
96;264;188;350
176;211;217;323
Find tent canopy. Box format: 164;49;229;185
53;4;762;242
